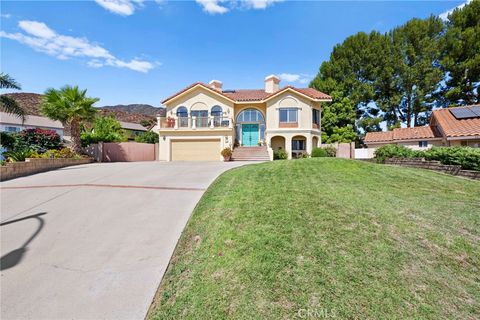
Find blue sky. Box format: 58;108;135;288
1;0;465;107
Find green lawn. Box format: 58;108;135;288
149;159;480;320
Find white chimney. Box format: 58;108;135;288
264;74;280;93
209;80;223;92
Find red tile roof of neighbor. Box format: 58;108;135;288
431;106;480;138
364;105;480;143
161;83;331;104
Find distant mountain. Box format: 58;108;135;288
1;93;163;129
1;93;44;116
99;104;165;117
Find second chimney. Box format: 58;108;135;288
264;75;280;93
209;80;223;92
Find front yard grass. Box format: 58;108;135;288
149;158;480;319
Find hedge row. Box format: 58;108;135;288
374;144;480;171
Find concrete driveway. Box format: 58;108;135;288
0;161;249;320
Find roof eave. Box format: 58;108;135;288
162;83;235;105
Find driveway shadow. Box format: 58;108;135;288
1;212;47;271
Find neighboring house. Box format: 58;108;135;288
0;112;64;138
364;105;480;149
157;75;332;161
119;121;148;140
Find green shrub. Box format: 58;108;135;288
374;145;480;171
135;131;159;144
0;132;16;150
323;146;337;157
374;144;418;163
424;147;480;171
4;149;35;162
81;116;127;146
311;147;327;157
30;148;82;159
12;129;63;153
273;149;288;160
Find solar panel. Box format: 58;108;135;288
450;107;478;119
470;106;480;116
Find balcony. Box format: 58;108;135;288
159;116;233;131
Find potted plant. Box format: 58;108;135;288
221;147;233;161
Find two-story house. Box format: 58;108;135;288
157;75;332;161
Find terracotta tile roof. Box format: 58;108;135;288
392;126;441;140
364;131;393;143
431;106;480;138
161;82;331;104
222;89;270;101
364;126;441;143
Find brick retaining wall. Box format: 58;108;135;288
0;158;94;181
385;158;480;180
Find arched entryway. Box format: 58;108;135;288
292;135;307;158
270;136;286;151
235;108;265;147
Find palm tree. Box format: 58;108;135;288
0;73;25;120
42;85;99;154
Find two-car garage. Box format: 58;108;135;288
170;139;221;161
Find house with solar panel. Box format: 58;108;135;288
364;105;480;149
156;75;332;161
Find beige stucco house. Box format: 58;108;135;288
157;75;331;161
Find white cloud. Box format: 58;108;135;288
279;73;312;84
242;0;282;10
94;0;144;16
196;0;281;14
196;0;229;14
1;13;12;19
439;0;471;21
1;20;156;73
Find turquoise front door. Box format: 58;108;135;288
242;124;259;146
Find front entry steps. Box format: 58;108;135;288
231;146;270;161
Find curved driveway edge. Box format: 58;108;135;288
0;161;250;320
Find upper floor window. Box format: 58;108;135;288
418;141;428;148
312;109;320;125
211;105;223;117
176;106;188;117
237;109;264;123
279;108;297;123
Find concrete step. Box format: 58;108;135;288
232;146;269;161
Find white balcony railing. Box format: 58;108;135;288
160;116;233;130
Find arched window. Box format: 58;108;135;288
236;108;264;123
176;106;188;117
211;105;223;116
176;106;188;127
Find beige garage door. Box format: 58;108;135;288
171;139;220;161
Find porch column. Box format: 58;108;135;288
307;137;313;155
210;116;214;128
285;136;293;160
192;116;196;129
174;116;178;129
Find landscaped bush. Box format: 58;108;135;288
3;149;35;162
13;128;63;153
374;144;480;171
30;148;83;159
134;131;159;144
273;149;288;160
0;132;16;150
374;144;419;163
311;146;336;157
311;147;327;157
424;147;480;171
81;116;127;146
